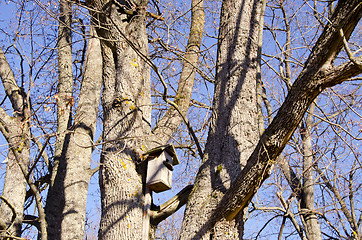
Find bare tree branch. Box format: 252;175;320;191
314;165;359;236
23;215;40;231
192;0;362;234
0;47;25;116
150;185;193;225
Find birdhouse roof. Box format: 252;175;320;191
142;144;179;165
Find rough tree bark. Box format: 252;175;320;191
180;0;264;238
88;0;205;238
0;47;31;238
59;27;102;239
45;0;74;237
182;0;361;237
94;0;152;238
44;0;103;238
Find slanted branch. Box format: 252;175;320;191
150;185;193;225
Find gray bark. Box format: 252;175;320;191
300;103;322;240
151;0;205;146
89;0;205;237
183;0;362;235
45;3;103;239
45;0;74;237
52;0;74;186
95;1;152;239
59;27;103;240
0;130;29;238
180;0;264;238
0;47;31;238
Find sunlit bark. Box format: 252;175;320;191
181;0;264;238
0;47;30;238
45;0;74;237
187;1;362;236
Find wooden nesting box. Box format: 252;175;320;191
143;145;179;193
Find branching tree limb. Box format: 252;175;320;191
193;0;362;235
150;0;205;157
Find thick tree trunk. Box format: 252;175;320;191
95;1;152;239
93;0;206;237
51;0;74;186
0;132;29;238
45;0;74;237
184;0;362;235
0;47;30;238
180;0;264;239
58;27;103;240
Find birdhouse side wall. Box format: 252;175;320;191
146;152;173;192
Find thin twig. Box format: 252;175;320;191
27;137;50;179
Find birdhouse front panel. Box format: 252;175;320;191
146;151;173;193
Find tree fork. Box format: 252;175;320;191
194;0;362;234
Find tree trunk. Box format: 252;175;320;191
180;0;264;238
184;0;362;235
95;1;152;239
0;47;31;238
151;0;205;146
45;0;74;237
149;0;205;237
0;130;29;238
92;0;206;237
300;103;322;240
51;0;74;187
58;26;102;240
